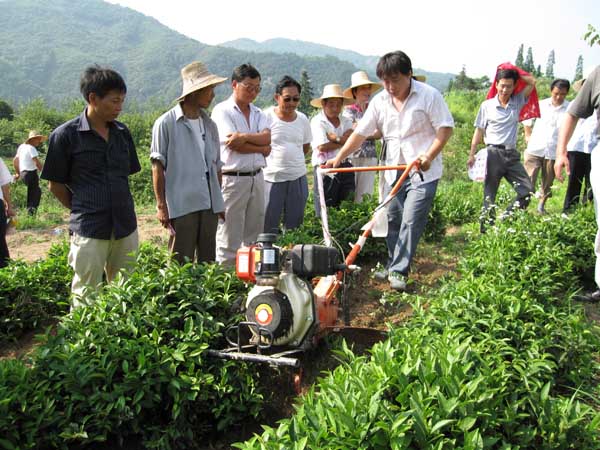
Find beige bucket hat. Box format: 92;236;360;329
573;66;595;92
311;84;354;108
25;130;47;144
176;61;227;102
343;71;382;98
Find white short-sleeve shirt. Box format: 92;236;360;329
355;80;454;186
264;107;311;182
16;143;39;172
567;115;599;154
211;95;271;172
524;97;569;159
0;159;12;201
310;110;353;166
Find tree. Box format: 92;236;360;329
523;47;535;73
536;65;542;77
574;55;584;81
0;100;13;121
515;44;524;67
584;24;600;47
448;66;489;91
298;70;315;117
545;50;555;78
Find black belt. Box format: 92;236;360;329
222;168;262;177
488;144;514;150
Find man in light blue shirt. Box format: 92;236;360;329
151;61;227;264
469;68;536;233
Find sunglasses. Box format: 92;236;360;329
240;82;262;93
281;96;300;103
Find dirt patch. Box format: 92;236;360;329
6;213;169;263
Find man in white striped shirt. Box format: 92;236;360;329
327;51;454;291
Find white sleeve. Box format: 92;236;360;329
0;160;12;186
257;110;271;132
355;100;380;137
211;105;236;144
29;145;39;159
310;116;329;148
301;115;312;144
427;90;454;130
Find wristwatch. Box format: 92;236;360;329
335;137;341;144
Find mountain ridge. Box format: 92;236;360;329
0;0;454;108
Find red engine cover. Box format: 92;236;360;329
236;246;257;283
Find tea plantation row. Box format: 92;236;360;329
236;207;600;449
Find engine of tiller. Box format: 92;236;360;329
235;233;344;350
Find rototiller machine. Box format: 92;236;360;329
208;159;422;370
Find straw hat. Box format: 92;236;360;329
573;66;596;92
176;61;227;102
310;84;354;108
413;74;427;82
343;71;382;98
25;130;47;144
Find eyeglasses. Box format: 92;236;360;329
240;82;262;93
282;96;300;103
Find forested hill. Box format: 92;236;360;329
221;38;456;93
0;0;359;108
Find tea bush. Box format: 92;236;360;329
235;206;600;449
0;241;71;343
0;244;265;449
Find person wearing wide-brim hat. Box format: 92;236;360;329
342;71;382;204
310;84;355;216
13;130;46;215
150;61;228;264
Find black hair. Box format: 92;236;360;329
275;75;301;95
231;63;261;82
80;65;127;103
550;78;570;92
376;51;412;79
495;69;519;83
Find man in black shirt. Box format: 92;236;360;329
41;66;141;308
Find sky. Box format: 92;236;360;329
107;0;599;79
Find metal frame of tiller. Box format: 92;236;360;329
207;159;422;368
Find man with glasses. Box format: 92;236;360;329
211;63;271;265
263;76;312;234
326;51;454;291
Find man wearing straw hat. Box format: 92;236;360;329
310;83;354;216
343;71;382;203
41;65;140;307
150;61;227;264
555;65;600;303
13;130;45;215
211;64;271;265
326;51;454;291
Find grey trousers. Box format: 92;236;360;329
481;146;533;232
169;209;218;264
264;175;308;234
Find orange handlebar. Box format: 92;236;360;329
319;164;408;173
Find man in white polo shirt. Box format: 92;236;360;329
522;78;570;214
469;68;536;232
211;64;271;265
327;51;454;291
